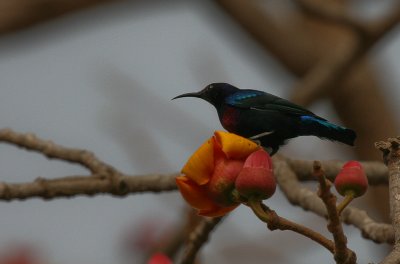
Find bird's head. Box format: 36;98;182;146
172;83;238;107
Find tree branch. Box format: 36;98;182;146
216;0;399;163
0;128;115;174
286;158;388;185
376;137;400;263
0;128;178;199
273;156;394;244
178;216;223;264
313;161;355;264
290;1;400;106
294;0;367;37
249;200;335;254
341;206;394;244
0;128;393;246
0;173;178;200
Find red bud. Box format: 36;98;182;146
343;160;362;169
334;160;368;197
235;149;276;200
207;159;244;206
242;148;273;169
148;253;172;264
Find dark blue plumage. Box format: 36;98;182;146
173;83;356;155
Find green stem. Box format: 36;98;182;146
248;198;271;222
336;192;355;215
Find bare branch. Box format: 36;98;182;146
313;161;355;264
0;128;393;247
0;128;116;174
0;173;178;200
286;158;388;185
376;137;400;263
341;206;394;244
178;217;223;264
273;156;394;244
249;200;335;254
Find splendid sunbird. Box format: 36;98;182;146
173;83;356;155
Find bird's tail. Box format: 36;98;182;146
299;116;356;146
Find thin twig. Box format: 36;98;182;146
144;208;198;262
0;128;115;174
248;199;335;254
273;156;394;244
314;161;356;264
286;158;388;185
178;217;223;264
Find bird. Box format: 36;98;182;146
173;83;356;155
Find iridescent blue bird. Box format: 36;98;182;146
173;83;356;155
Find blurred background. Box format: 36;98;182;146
0;0;399;263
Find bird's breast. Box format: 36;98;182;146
220;106;239;132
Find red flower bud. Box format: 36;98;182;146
235;149;276;200
334;160;368;197
207;157;244;206
148;253;172;264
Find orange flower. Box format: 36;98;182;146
176;131;259;217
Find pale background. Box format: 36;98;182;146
0;1;399;263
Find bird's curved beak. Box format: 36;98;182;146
172;91;202;100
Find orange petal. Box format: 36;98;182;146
176;176;218;210
198;204;238;217
181;138;214;185
214;131;259;160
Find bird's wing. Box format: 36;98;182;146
226;90;322;118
